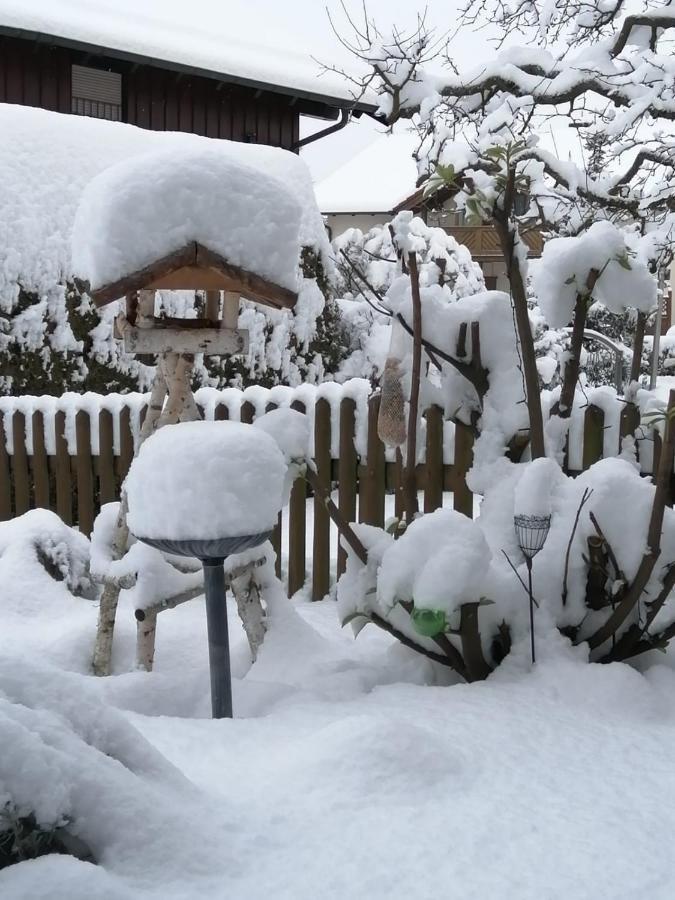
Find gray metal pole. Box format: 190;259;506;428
202;559;233;718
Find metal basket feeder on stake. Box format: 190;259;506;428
85;241;299;680
513;513;551;664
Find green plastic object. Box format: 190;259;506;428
411;607;447;638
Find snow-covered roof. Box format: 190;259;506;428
0;0;376;112
73;147;306;296
0;104;329;303
315;133;420;214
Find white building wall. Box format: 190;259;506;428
324;212;390;240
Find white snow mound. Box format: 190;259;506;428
72;147;303;292
378;508;491;615
125;420;287;540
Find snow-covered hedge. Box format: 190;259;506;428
0;105;342;395
333;217;486;383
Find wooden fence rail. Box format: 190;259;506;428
0;396;666;599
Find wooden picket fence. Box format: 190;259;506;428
0;393;664;599
0;395;473;599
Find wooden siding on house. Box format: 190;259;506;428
0;34;300;149
0;38;71;112
125;64;298;146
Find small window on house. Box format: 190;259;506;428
71;65;122;121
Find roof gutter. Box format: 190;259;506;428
291;108;351;151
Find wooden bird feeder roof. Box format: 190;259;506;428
84;241;299;310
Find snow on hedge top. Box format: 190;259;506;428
125;420;286;540
532;220;657;328
72;147;303;292
0;105;328;303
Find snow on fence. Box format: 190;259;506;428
0;385;473;600
0;384;666;599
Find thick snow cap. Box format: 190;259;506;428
72;147;304;293
0;104;330;306
125;420;287;541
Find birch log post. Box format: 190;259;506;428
229;565;267;662
92;355;199;676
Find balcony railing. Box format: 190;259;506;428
71;97;122;121
444;225;543;259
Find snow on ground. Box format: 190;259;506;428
3;566;675;899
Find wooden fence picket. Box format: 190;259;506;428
31;411;50;510
98;409;117;506
312;398;332;601
0;414;10;520
452;423;474;518
337;397;357;577
360;394;385;526
75;410;95;537
287;399;307;596
582;405;604;470
118;406;134;481
11;412;30;516
424;406;444;513
54;410;72;524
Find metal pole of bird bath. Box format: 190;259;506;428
202;558;233;719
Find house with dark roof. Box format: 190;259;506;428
0;2;375;149
316;132;543;291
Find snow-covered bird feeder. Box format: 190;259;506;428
71;146;303;358
125;420;287;718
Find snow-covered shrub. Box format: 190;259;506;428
0;510;92;606
333;217;485;383
338;454;675;679
0;656;193;879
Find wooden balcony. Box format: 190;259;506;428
444;226;543;260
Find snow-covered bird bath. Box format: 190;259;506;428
126;420;286;717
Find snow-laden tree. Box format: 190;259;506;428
327;1;675;678
334;215;486;383
330;0;675;457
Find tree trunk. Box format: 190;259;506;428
557;292;587;417
630;311;647;384
493;215;545;458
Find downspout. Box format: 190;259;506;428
291;108;351;151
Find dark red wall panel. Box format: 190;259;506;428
0;35;300;150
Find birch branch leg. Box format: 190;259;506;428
136;610;158;671
158;353;198;426
230;568;267;662
92;498;130;676
140;366;169;440
93;362;169;675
